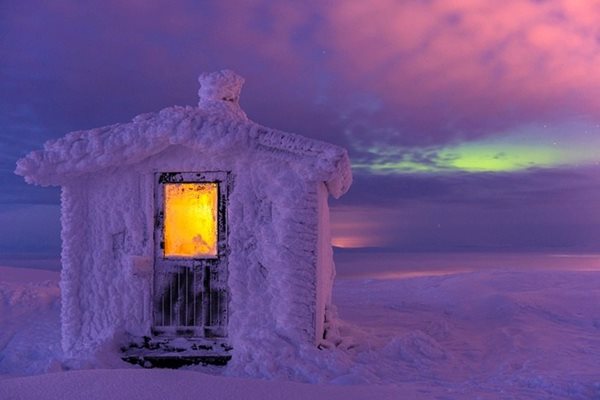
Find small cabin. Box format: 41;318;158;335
16;70;352;366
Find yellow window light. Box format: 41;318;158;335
163;183;218;258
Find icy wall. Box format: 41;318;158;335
57;144;332;362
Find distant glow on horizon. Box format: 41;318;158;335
332;236;372;249
354;121;600;174
331;207;393;249
332;233;392;249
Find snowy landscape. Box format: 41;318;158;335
3;1;600;399
1;252;599;400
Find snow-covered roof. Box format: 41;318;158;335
15;70;352;198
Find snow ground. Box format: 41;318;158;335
1;258;600;399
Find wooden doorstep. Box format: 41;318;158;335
121;336;232;368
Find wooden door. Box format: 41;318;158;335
153;171;229;339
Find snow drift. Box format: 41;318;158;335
1;263;600;399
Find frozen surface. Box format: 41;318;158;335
0;267;60;376
1;261;600;399
0;369;403;400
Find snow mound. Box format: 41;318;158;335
0;369;403;400
0;267;61;376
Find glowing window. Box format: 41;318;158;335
163;183;218;258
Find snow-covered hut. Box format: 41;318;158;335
15;70;352;366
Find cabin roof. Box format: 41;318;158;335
15;71;352;198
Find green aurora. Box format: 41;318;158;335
354;123;600;174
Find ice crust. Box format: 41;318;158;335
14;71;352;371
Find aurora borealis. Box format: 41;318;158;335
1;0;599;260
357;120;600;174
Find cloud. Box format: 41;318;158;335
0;205;61;254
1;0;348;143
342;164;600;207
324;0;600;143
330;165;600;252
5;0;597;151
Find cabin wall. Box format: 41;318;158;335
86;167;153;334
60;181;89;357
315;182;335;343
224;153;321;372
61;143;323;363
60;169;153;358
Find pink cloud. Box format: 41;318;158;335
324;0;600;131
5;0;598;147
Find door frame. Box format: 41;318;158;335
152;171;230;339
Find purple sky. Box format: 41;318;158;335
1;0;600;261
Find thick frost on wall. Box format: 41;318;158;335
60;172;153;357
316;182;336;341
58;143;332;361
59;182;88;356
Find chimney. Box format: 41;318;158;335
197;70;247;119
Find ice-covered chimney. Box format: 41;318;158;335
197;70;247;120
